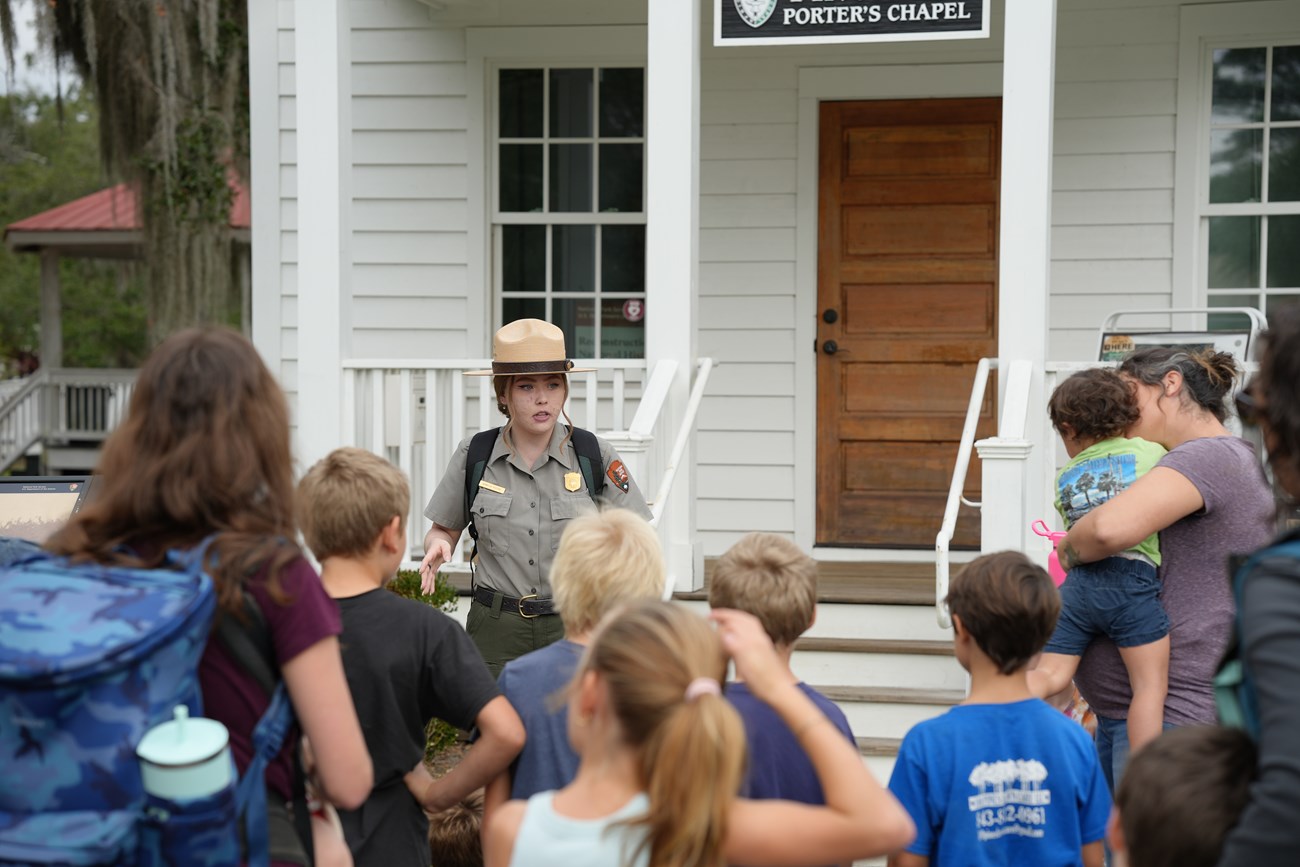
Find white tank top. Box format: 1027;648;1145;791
509;791;651;867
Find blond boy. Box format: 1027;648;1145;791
299;448;524;867
483;507;664;816
707;533;857;807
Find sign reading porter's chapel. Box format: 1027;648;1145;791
715;0;989;46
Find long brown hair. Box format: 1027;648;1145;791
582;601;746;867
47;327;301;613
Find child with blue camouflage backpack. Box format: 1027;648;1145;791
34;327;372;865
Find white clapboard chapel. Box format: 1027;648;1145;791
248;0;1300;771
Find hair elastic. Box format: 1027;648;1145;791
684;677;721;702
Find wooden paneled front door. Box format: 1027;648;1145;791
816;98;1000;548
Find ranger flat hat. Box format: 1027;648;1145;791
465;318;595;376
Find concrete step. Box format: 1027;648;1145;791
675;597;953;643
681;559;946;606
791;638;965;693
821;685;965;740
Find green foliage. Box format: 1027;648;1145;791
0;88;147;373
386;569;465;762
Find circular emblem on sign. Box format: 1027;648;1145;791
623;299;645;323
734;0;778;28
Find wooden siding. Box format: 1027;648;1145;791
349;5;470;359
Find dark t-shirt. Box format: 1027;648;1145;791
497;639;585;800
725;681;856;803
1074;436;1274;724
334;588;500;867
198;555;341;802
1217;529;1300;866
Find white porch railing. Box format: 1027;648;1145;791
0;373;46;472
0;369;137;473
341;356;716;573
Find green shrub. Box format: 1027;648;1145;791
387;569;464;764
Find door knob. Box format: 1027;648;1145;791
822;340;839;355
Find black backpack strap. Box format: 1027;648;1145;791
569;427;605;500
216;592;278;697
464;427;502;542
217;592;314;867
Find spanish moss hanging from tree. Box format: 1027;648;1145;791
1;0;249;343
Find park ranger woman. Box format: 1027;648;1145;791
419;319;652;675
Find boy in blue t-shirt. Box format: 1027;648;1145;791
1027;368;1169;754
707;533;856;806
888;551;1110;867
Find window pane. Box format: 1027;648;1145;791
1269;128;1300;202
1208;293;1260;331
1266;293;1300;320
1271;45;1300;122
1268;215;1300;288
499;144;542;212
503;296;546;325
553;225;595;293
1210;129;1262;203
502;226;545;293
549;144;592;212
1208;216;1261;289
1212;48;1266;124
601;226;646;293
553;297;597;358
601;298;645;359
600;68;644;137
599;144;643;212
549;69;593;138
500;69;543;138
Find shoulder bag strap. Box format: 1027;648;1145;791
464;427;502;542
569;427;605;500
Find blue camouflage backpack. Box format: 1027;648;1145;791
0;541;297;866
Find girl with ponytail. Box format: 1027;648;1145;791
483;600;914;867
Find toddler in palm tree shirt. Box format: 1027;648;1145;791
1028;368;1168;757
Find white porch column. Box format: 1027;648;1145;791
294;0;351;469
996;0;1057;556
39;249;62;369
645;0;702;592
247;0;281;366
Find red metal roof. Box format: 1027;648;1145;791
6;178;250;233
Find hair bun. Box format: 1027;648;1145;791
1194;349;1238;395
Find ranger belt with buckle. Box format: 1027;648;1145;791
472;585;557;618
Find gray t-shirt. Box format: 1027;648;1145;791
497;638;584;800
1074;436;1274;725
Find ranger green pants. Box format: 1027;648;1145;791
466;597;565;678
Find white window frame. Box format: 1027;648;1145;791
465;27;648;359
1174;2;1300;324
491;64;648;357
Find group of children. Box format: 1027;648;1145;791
300;360;1254;867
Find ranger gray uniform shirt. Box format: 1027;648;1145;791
424;424;652;599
